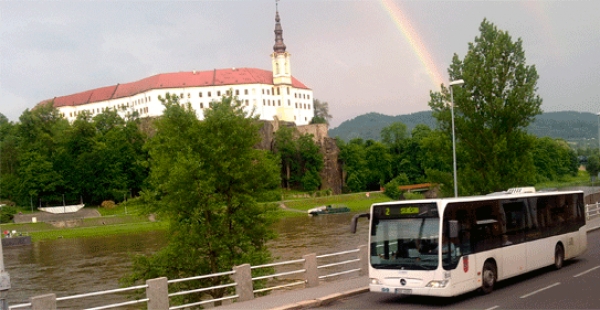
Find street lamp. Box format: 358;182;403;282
597;112;600;156
449;79;464;197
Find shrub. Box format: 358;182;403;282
101;200;116;209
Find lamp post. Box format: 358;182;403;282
596;112;600;187
449;79;464;197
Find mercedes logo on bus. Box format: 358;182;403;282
400;279;406;286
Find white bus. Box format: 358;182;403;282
350;189;587;297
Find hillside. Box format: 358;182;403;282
329;110;598;146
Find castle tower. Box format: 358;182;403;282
271;3;292;86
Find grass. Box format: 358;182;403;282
4;174;594;242
277;191;393;217
535;170;592;189
27;221;168;241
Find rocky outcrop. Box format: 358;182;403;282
260;120;343;194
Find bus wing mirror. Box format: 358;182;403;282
350;213;370;234
449;220;459;238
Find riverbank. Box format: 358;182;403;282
0;192;391;242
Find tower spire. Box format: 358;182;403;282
273;1;286;53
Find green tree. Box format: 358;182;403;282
586;155;600;180
311;99;332;125
380;122;408;153
364;141;392;190
274;126;297;190
532;137;578;183
337;138;368;192
429;19;542;195
296;134;323;191
124;93;280;303
16;103;69;205
0;114;19;202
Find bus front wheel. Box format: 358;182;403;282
481;261;496;294
554;244;564;270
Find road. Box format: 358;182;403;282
319;229;600;309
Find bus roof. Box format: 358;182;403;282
371;189;584;214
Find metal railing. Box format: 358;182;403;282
10;245;367;310
586;202;600;220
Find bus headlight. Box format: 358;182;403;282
426;280;449;288
370;278;381;285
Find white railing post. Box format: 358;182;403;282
303;253;318;288
146;277;169;310
233;264;253;302
358;245;368;276
30;293;56;310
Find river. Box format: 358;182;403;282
3;212;369;307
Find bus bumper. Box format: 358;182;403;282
369;283;457;297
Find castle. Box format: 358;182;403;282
42;5;315;126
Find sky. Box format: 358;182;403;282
1;1;599;129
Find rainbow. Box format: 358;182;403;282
379;0;446;89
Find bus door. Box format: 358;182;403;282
443;220;478;291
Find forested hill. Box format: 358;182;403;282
329;111;598;143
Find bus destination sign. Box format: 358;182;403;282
375;203;437;218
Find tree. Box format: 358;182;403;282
586;155;600;180
296;134;323;191
337;138;368;192
429;19;542;195
123;93;280;304
16;103;69;205
274;126;297;190
311;99;332;125
380;122;408;152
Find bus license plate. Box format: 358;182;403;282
395;288;412;295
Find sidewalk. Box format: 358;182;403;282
218;276;369;310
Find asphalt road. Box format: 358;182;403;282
319;229;600;309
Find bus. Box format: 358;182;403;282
350;188;587;297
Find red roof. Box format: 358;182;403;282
43;68;310;108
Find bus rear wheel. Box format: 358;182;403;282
554;244;564;270
481;261;496;294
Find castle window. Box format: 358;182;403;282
263;99;266;105
188;93;191;98
277;88;280;95
244;89;249;95
208;91;212;97
307;95;311;100
200;103;204;109
262;89;265;95
287;87;290;95
272;87;274;95
199;92;203;97
235;89;239;96
278;100;281;106
180;93;184;99
308;104;311;110
288;99;291;106
245;99;249;106
217;91;221;96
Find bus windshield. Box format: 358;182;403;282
371;215;440;270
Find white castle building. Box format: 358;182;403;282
43;7;314;126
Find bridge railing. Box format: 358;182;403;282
9;245;368;310
586;202;600;221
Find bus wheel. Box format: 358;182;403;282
481;261;496;294
554;244;564;270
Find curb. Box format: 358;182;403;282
270;287;369;310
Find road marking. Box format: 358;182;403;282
519;282;560;299
484;306;500;310
573;265;600;278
